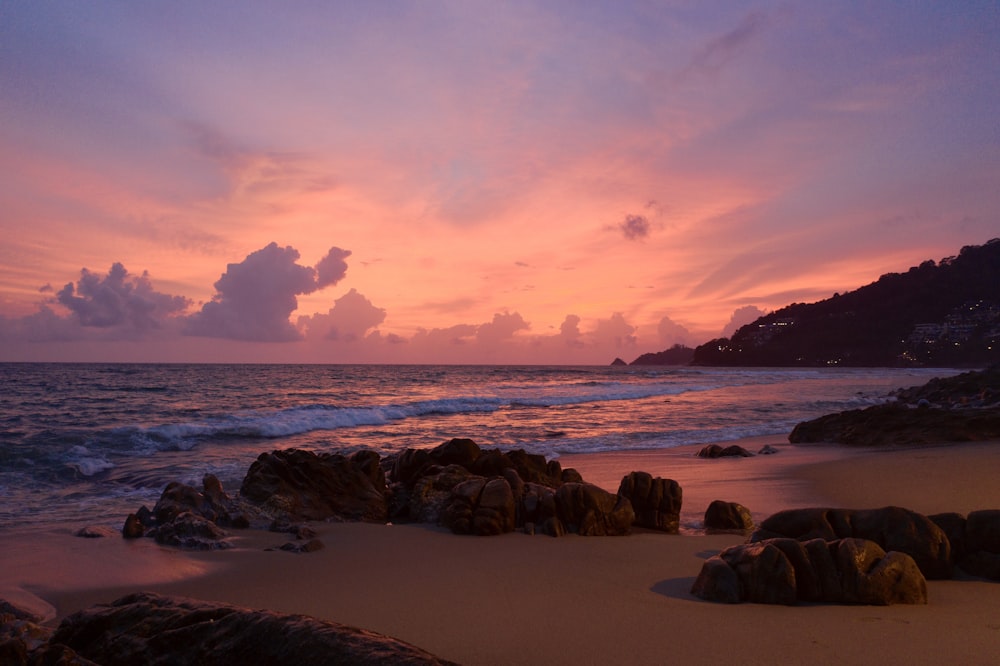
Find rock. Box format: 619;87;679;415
560;468;583;484
692;537;928;605
408;465;476;524
0;599;98;666
788;402;1000;446
959;550;1000;580
521;482;558;527
752;506;952;579
507;449;562;486
51;592;457;665
153;476;233;526
150;512;233;550
442;477;517;536
240;448;388;523
75;525;116;538
555;482;634;536
929;512;967;562
758;444;780;455
697;444;753;458
617;472;682;533
704;500;754;532
277;538;325;554
122;513;145;538
965;509;1000;553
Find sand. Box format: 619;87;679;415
6;437;1000;664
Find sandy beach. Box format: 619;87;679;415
5;436;1000;664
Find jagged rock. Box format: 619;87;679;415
751;506;952;579
560;468;583;484
704;500;753;532
697;444;753;458
408;465;476;524
149;512;233;550
617;472;682;533
522;482;558;527
51;592;457;665
240;449;388;523
122;513;145;538
0;598;99;666
555;482;634;536
789;402;1000;446
153;474;234;526
692;537;928;605
442;477;517;536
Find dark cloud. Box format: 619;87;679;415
56;263;190;330
619;214;651;241
185;242;337;342
593;312;637;349
315;247;351;289
684;11;767;78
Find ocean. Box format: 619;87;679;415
0;363;959;532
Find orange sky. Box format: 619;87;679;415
1;3;998;364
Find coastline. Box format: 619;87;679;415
6;436;1000;664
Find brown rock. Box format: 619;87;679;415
150;512;233;550
555;482;634;536
617;471;682;533
704;500;753;532
240;448;388;523
51;592;457;665
697;444;753;458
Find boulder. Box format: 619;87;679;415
407;465;476;524
555;483;634;536
51;592;457;665
692;537;927;605
617;472;682;533
752;506;952;579
149;512;233;550
240;448;388;523
704;500;754;532
153;474;234;526
697;444;753;458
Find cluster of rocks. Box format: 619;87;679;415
692;504;1000;605
0;592;455;666
120;438;685;547
789;364;1000;446
696;443;780;458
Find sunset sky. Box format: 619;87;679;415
1;2;998;364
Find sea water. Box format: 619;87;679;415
0;363;959;531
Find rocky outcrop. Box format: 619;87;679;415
697;444;753;458
704;500;754;532
150;512;234;550
555;482;634;536
751;506;952;579
691;537;928;605
240;448;389;523
617;472;681;533
49;592;457;665
929;509;1000;580
788;403;1000;446
442;477;517;536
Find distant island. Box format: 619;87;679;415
623;238;1000;367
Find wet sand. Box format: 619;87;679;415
6;437;1000;664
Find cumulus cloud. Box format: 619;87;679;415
619;214;651;241
302;288;386;341
657;315;693;347
593;312;638;349
57;263;190;330
185;242;349;342
476;311;529;345
721;305;766;338
559;314;583;347
315;247;351;289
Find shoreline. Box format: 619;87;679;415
5;436;1000;664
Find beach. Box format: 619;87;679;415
5;435;1000;664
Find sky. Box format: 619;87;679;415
1;1;998;364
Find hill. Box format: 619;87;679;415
691;238;1000;367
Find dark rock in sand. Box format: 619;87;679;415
959;509;1000;580
52;592;457;665
617;471;682;533
277;538;325;554
692;537;928;605
758;444;780;455
150;512;233;550
443;477;517;536
240;448;388;523
560;468;583;484
407;464;476;524
697;444;754;458
788;402;1000;446
555;482;634;536
122;513;145;539
75;525;116;539
154;474;234;526
704;500;754;532
751;506;952;579
929;512;967;562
